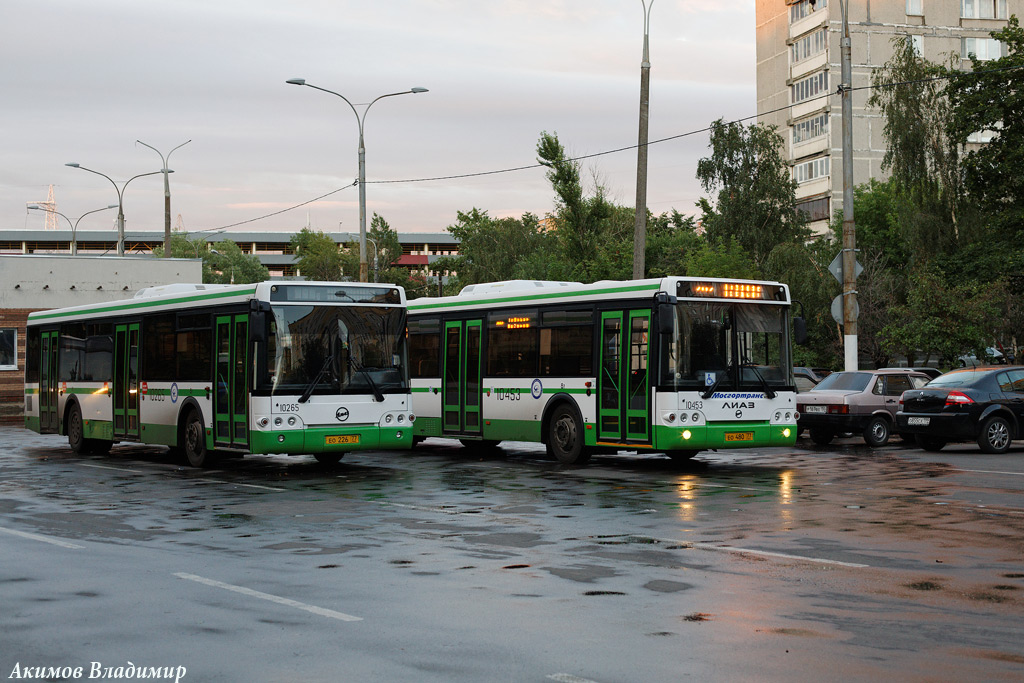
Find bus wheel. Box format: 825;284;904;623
67;404;87;453
547;404;590;465
182;410;211;468
809;428;835;446
666;450;698;462
314;453;344;466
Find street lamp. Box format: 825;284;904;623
136;139;191;259
26;204;118;255
286;78;428;282
633;0;654;281
65;163;168;257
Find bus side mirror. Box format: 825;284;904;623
794;316;808;346
250;300;271;343
657;303;674;335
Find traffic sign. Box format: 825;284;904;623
829;252;863;284
831;294;859;324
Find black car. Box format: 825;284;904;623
896;366;1024;453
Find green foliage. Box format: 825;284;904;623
947;15;1024;236
696;119;809;269
153;232;268;284
291;227;344;281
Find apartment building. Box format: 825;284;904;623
756;0;1019;234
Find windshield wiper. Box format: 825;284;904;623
351;360;385;403
298;354;333;404
741;363;776;399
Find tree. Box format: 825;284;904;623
696;119;809;270
536;131;616;281
153;232;268;284
868;35;965;259
291;227;344;281
947;16;1024;238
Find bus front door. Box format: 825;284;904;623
113;323;141;441
39;330;59;433
598;310;651;444
442;319;482;436
214;314;249;450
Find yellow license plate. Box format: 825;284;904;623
724;432;754;442
325;435;360;445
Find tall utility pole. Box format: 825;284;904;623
632;0;654;281
838;0;858;371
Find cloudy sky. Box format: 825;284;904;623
2;0;756;239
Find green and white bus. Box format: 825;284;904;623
24;281;413;467
407;277;802;464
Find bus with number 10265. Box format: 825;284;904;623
407;277;804;465
24;281;414;467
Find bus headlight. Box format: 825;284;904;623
409;413;416;422
258;417;270;428
397;414;405;423
385;414;393;423
287;416;296;426
665;412;676;423
274;417;283;426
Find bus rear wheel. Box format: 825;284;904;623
182;409;211;468
547;404;590;465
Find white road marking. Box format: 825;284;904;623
0;526;84;549
174;572;362;622
547;674;602;683
690;541;868;568
78;463;143;473
190;478;285;491
959;469;1024;477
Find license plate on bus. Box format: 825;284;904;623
325;435;360;445
803;405;827;414
724;432;754;442
907;417;930;427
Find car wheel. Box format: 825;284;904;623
916;435;947;452
546;404;590;465
862;416;890;447
809;427;835;446
67;403;86;453
977;415;1012;454
182;409;211;468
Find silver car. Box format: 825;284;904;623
797;369;931;446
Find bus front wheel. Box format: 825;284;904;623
314;453;344;466
67;404;87;453
666;450;699;462
182;410;211;468
547;404;590;465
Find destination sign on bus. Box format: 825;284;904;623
489;311;536;329
679;281;784;301
270;284;401;304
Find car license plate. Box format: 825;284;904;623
325;435;360;445
724;432;754;442
907;417;930;427
803;405;827;414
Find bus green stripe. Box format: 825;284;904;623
407;283;660;311
28;286;259;322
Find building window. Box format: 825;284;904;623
907;0;924;15
796;196;831;222
962;37;1006;60
792;112;829;144
791;28;828;63
794;156;830;184
791;71;829;105
790;0;827;22
0;328;16;370
962;0;1008;18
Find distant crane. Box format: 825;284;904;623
27;185;58;231
174;213;186;232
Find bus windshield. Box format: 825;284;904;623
263;305;408;396
660;301;790;390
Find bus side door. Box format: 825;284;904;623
113;323;141;441
442;319;482;435
215;314;249;449
598;310;651;444
39;330;59;433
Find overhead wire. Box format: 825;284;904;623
200;61;1024;231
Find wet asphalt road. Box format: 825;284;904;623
2;426;1023;682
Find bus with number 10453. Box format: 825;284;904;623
24;281;414;467
407;277;805;465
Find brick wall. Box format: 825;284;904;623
0;309;33;424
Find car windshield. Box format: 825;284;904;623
262;304;408;396
812;371;872;392
659;301;790;389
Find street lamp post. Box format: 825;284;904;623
136;139;191;258
286;78;428;282
633;0;654;281
26;204;118;255
65;163;168;257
